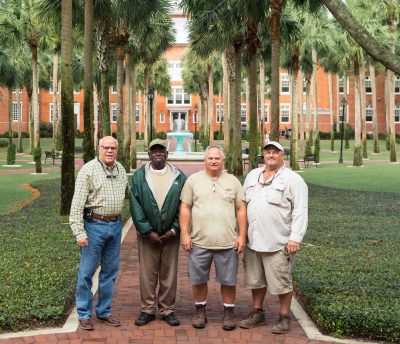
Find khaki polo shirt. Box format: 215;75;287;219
180;170;245;249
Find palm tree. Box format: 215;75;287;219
60;0;75;215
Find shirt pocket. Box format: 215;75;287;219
265;183;285;205
223;188;236;203
245;185;256;203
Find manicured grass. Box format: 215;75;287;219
300;163;400;193
0;173;61;215
0;179;131;332
295;184;400;342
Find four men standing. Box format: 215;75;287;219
70;139;308;334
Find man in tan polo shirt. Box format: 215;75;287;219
180;145;247;331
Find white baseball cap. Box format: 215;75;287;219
263;140;284;152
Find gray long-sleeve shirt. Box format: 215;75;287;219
243;166;308;252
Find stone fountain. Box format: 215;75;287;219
167;113;193;154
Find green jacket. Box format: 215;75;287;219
130;162;186;236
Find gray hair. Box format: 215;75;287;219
99;136;118;148
205;145;225;159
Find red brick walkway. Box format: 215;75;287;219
0;161;338;344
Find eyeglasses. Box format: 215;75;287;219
101;146;117;151
258;171;277;186
98;159;119;178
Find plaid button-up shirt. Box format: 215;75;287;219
69;157;128;240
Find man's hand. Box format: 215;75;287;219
147;232;162;245
181;232;192;252
160;230;175;243
286;240;300;255
235;235;246;254
77;238;88;247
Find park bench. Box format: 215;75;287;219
299;154;317;168
44;150;62;165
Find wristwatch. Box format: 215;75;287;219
170;228;177;236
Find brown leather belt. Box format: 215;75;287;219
92;213;120;222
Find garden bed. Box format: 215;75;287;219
0;179;131;332
294;184;400;343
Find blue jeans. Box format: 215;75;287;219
76;218;122;320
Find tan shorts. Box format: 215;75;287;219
243;247;293;295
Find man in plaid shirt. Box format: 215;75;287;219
70;136;128;330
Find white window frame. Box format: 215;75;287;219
280;104;290;123
12;102;22;122
12;88;22;94
338;77;350;94
395;105;400;123
365;76;372;94
111;103;117;122
136;103;142;123
73;86;80;94
193;111;198;124
395;76;400;94
49;103;61;122
365;104;373;122
216;103;224;123
167;87;191;105
168;61;182;81
160;112;165;123
240;104;247;124
262;104;269;123
280;74;290;94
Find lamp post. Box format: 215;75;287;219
147;86;154;143
194;104;198;152
339;97;347;164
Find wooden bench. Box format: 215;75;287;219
299;155;317;168
44;150;61;165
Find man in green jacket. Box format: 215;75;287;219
130;139;186;327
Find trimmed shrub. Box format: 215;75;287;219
0;138;8;147
156;131;167;139
40;123;53;138
7;142;16;165
314;134;320;163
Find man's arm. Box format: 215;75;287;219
235;201;247;254
179;202;192;252
69;170;90;246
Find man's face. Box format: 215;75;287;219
99;137;118;166
205;147;224;174
263;146;284;169
149;145;168;169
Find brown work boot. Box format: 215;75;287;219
239;309;265;329
272;314;291;334
223;306;236;331
192;304;207;329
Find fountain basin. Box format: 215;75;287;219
167;131;193;152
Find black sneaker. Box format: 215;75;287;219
135;312;156;326
161;313;180;326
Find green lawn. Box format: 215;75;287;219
300;163;400;193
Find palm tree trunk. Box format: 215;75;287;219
353;59;362;166
369;64;379;153
290;54;300;171
359;60;367;159
328;72;334;151
60;0;75;215
387;69;397;162
130;63;138;169
305;77;312;141
7;88;13;144
299;70;305;156
52;52;59;149
123;52;131;172
93;82;99;149
269;1;285;141
83;0;95;163
248;42;258;169
259;57;265;153
208;64;214;144
384;70;390;150
31;46;40;150
115;43;125;160
17;87;23;152
312;48;319;143
222;51;230;149
231;44;243;176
